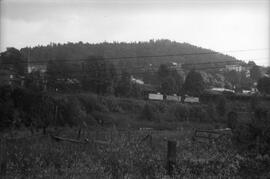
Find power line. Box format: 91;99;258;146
18;61;253;87
20;64;248;88
44;64;242;79
1;57;256;81
1;48;268;65
1;48;266;86
37;58;256;76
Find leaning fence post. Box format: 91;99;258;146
0;138;7;176
167;140;177;176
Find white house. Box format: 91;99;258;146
27;64;47;73
131;76;144;85
210;87;235;93
225;64;244;72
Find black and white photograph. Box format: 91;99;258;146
0;0;270;178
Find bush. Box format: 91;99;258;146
56;96;84;127
232;108;270;155
227;111;238;129
77;94;98;113
0;102;14;129
84;114;98;126
104;96;123;112
141;104;156;121
170;104;190;121
216;96;227;117
117;98;144;113
0;87;57;132
206;103;217;121
91;111;115;126
190;105;208;122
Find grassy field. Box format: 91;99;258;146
1;121;269;178
1;91;270;178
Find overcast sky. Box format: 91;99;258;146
0;0;269;66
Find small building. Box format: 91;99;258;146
166;94;181;102
245;70;251;78
148;93;164;101
225;64;243;72
0;69;15;86
210;87;235;93
27;64;47;73
184;96;199;103
0;68;25;87
131;76;144;85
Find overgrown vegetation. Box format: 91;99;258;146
1;85;270;178
1;123;270;178
0;86;221;132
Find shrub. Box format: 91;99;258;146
232;108;270;155
152;102;167;113
117;98;144;113
91;111;115;127
77;94;98;113
141;104;156;121
250;96;260;110
216;96;227;117
0;101;14;129
206;103;217;121
171;104;190;122
104;96;123;112
190;105;208;122
227;111;238;129
84;114;98;126
56;96;84;127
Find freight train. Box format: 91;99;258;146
146;93;199;103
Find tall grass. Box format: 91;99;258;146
1;127;270;178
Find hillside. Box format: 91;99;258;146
20;39;239;69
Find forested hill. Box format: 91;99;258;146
20;39;239;68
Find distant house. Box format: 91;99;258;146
210;87;235;93
0;68;25;87
148;93;164;101
166;94;181;102
225;64;251;78
170;62;182;68
225;64;243;72
27;64;47;73
26;63;48;90
0;69;15;86
184;95;199;103
245;70;251;78
131;76;144;85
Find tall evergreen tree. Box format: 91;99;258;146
157;64;183;95
257;77;270;94
115;71;131;97
184;69;205;96
250;65;262;81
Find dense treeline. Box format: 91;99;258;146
20;39;238;70
2;40;268;95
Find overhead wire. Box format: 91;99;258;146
0;48;268;65
1;48;268;86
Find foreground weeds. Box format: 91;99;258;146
1;127;270;178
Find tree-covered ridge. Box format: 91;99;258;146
20;39;238;67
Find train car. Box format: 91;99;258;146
166;95;181;102
148;93;164;101
184;96;199;103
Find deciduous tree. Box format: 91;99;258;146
257;77;270;94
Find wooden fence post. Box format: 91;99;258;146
0;138;7;176
167;140;176;176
